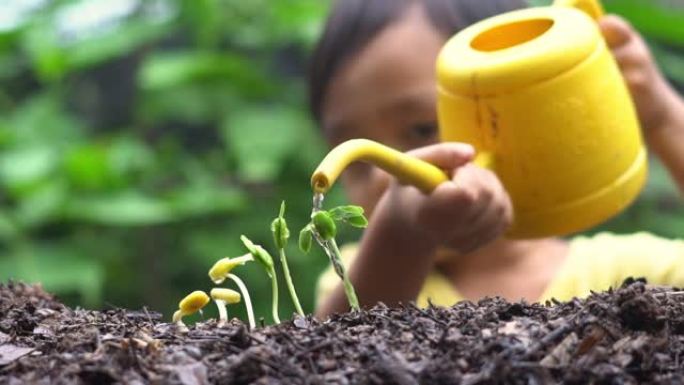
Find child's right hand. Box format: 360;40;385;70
381;142;513;255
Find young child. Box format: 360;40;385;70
309;0;684;318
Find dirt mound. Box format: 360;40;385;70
1;280;684;384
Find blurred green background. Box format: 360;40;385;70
0;0;682;323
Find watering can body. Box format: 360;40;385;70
437;0;647;238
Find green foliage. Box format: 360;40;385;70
0;0;681;323
0;0;338;321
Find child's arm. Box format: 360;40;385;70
600;16;684;192
315;143;513;318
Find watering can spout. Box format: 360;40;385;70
553;0;604;20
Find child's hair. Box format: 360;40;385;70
308;0;528;124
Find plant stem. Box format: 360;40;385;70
327;238;360;311
270;269;281;324
227;274;256;330
279;248;304;316
215;300;227;322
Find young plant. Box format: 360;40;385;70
301;205;368;311
208;254;256;330
271;201;304;316
172;290;210;328
210;288;241;325
241;235;281;324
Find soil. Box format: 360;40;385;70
2;279;684;384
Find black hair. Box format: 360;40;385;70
308;0;528;124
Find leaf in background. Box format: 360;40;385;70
106;135;156;183
9;92;83;145
15;179;68;229
270;1;330;47
167;184;247;218
65;144;112;190
21;17;68;82
67;21;169;70
64;192;175;226
0;146;58;196
0;244;104;307
179;0;221;47
139;51;272;95
604;0;684;46
0;210;18;242
222;106;311;182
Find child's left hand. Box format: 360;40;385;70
599;15;680;141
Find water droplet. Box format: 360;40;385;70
312;192;324;213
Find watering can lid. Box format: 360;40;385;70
437;7;601;97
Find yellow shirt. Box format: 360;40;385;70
316;232;684;309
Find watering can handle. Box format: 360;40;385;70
553;0;605;20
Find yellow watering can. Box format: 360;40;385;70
312;0;647;239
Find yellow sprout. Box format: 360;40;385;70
211;288;241;304
211;288;241;324
172;290;210;324
208;253;253;284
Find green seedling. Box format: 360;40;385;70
172;290;210;329
271;201;304;316
299;225;313;253
210;288;241;325
208;254;256;329
241;235;280;324
302;205;368;311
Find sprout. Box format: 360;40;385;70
210;288;241;324
312;211;336;240
172;290;210;326
271;201;304;316
208;255;256;330
305;205;368;312
299;225;313;254
208;254;253;284
241;235;280;324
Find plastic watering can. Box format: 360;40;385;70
312;0;647;239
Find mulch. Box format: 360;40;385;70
2;279;684;384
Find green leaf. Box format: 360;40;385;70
0;210;18;242
0;244;104;307
328;205;364;221
64;192;175;226
168;184;247;218
139;51;269;92
298;225;313;254
240;235;274;271
0;146;58;196
222;106;312;182
64;144;112;190
312;211;336;240
270;201;290;249
604;0;684;46
15;179;68;229
345;214;369;229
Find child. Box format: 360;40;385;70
309;0;684;318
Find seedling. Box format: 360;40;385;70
172;290;210;328
241;235;280;324
302;205;368;311
208;254;253;283
271;201;304;316
208;254;256;330
210;288;241;325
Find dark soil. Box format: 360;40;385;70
2;279;684;384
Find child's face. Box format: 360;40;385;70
321;5;446;214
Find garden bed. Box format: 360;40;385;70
1;280;684;384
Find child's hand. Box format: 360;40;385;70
600;15;680;139
385;143;513;255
